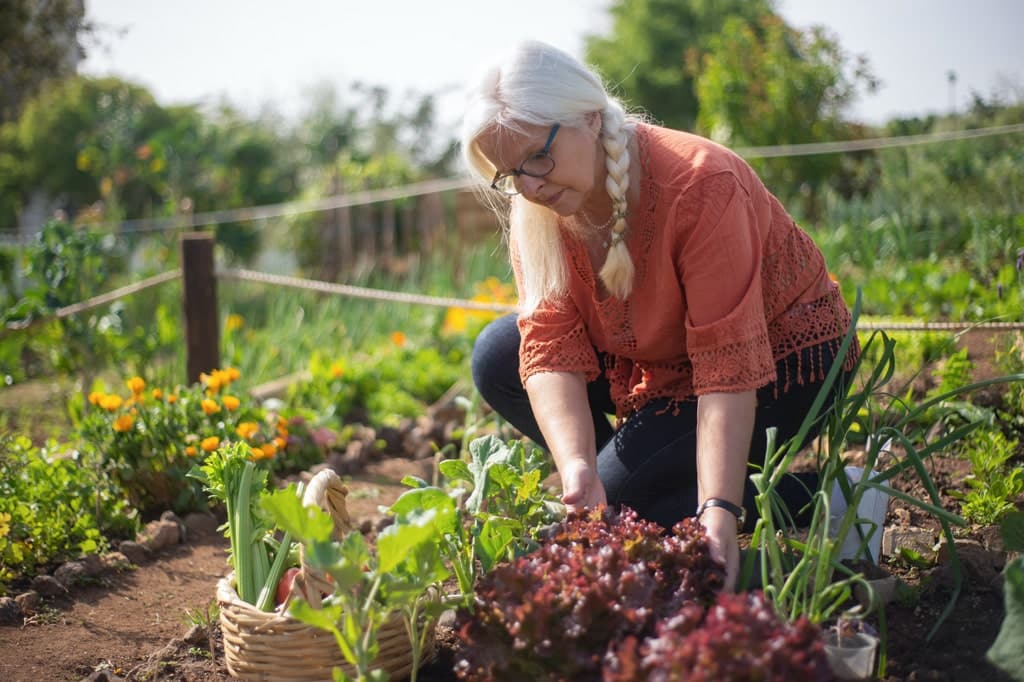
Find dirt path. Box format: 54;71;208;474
0;459;436;682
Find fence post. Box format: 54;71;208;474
180;232;220;384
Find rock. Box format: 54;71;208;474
102;551;132;571
935;537;1004;584
81;553;105;577
881;526;936;559
375;516;394;533
30;574;66;597
183;511;219;538
54;560;90;588
139;519;180;552
183;623;207;645
376;425;403;455
854;576;900;610
976;524;1004;552
359;519;374;535
437;608;457;629
118;540;150;565
0;596;21;625
79;670;125;682
14;590;39;615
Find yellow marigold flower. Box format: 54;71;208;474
259;442;278;458
222;395;240;411
390;331;407;347
201;436;220;452
273;436;287;450
167;393;178;403
200;371;223;392
88;391;104;405
185;445;198;457
0;511;12;538
113;414;134;432
152;388;163;400
201;398;220;415
236;421;260;440
225;314;245;332
330;362;344;378
100;394;123;411
247;445;269;461
226;367;241;381
126;376;145;395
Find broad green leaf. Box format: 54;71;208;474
260;484;334;544
438;458;473;484
288;598;344;636
476;516;521;573
401;475;430;489
1001;511;1024;553
987;556;1024;681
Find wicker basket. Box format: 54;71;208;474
217;469;437;680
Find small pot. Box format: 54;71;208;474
823;629;879;681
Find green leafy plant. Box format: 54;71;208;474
0;433;137;591
954;428;1024;525
744;290;1024;645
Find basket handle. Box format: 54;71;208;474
302;468;353;539
296;469;353;604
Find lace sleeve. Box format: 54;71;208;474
509;235;600;385
677;172;774;394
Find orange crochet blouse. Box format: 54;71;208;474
514;123;858;420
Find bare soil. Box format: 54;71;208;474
0;333;1020;681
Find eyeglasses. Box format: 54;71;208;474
490;123;559;195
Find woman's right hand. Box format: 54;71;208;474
559;459;607;513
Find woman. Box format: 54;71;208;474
462;40;862;590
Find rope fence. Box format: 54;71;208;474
4;122;1022;241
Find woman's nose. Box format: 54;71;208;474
517;174;545;200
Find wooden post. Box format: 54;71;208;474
181;232;220;384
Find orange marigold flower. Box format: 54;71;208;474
185;445;198;457
201;398;220;415
236;421;260;440
126;376;145;395
222;395;240;411
88;391;104;405
113;414;134;432
330;362;344;378
200;436;220;452
273;436;287;450
260;442;278;458
247;445;270;461
390;331;407;347
167;393;178;403
152;388;163;400
225;367;241;381
200;371;223;392
100;394;123;411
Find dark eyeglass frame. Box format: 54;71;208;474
490;123;560;195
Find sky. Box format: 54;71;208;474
80;0;1024;133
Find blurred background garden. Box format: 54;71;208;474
0;0;1022;588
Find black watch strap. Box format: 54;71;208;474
695;497;747;531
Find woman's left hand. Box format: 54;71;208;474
699;507;740;593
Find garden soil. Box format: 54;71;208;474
0;330;1019;681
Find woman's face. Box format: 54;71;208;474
476;116;603;216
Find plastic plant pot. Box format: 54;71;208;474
823;629;879;681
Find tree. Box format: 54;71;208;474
584;0;773;130
695;14;877;219
0;0;89;125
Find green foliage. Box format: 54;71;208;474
696;14;876;218
0;0;89;125
584;0;772;130
0;433;138;592
957;428;1023;526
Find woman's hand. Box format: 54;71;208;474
559;459;607;513
699;506;740;593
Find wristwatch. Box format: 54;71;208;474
695;497;747;531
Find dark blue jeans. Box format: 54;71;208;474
471;314;851;532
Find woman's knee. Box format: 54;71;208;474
470;314;521;400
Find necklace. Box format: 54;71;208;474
576;207;625;248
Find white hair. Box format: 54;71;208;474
460;40;640;313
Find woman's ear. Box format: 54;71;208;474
586;111;603;136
